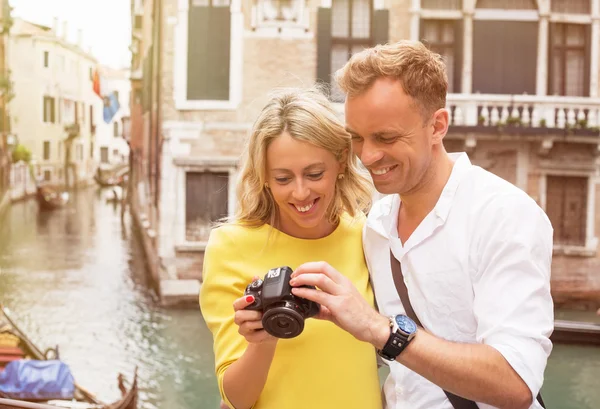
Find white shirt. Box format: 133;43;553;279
363;153;554;409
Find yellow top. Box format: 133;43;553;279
200;214;382;409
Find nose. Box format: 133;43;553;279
359;139;384;168
291;179;310;202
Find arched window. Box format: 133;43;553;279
113;121;119;137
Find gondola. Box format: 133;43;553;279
0;305;137;409
35;185;69;211
94;165;128;188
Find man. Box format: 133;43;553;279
290;40;553;409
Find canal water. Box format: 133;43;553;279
0;187;599;409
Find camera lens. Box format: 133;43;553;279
262;302;305;339
276;320;290;329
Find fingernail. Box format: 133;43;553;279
289;278;296;286
246;295;255;303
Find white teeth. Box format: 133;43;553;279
295;201;315;213
372;167;392;176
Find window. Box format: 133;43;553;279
113;149;119;158
477;0;536;9
472;21;537;94
551;0;590;14
549;23;590;97
100;147;109;164
77;144;83;161
422;0;461;9
90;142;94;159
62;99;75;124
261;0;301;22
329;0;373;101
421;20;461;93
43;51;49;68
546;175;587;247
186;0;231;101
58;141;62;159
43;170;51;181
43;141;50;160
43;96;56;123
89;105;95;134
186;172;229;241
114;121;120;137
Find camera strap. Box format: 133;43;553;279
389;251;545;409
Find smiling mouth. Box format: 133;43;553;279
371;165;397;176
291;198;319;213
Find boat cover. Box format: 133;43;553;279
0;359;74;400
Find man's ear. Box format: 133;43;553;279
431;108;449;145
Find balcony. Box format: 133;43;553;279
447;94;600;139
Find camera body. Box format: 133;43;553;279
244;266;320;339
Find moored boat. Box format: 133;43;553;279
0;305;137;409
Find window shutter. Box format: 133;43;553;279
187;4;231;101
453;19;463;93
373;9;389;46
584;23;591;97
316;7;333;92
547;23;555;95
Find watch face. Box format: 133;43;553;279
395;315;417;334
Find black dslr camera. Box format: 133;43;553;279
244;266;320;339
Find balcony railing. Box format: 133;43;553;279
447;94;600;133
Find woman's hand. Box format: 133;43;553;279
233;277;278;345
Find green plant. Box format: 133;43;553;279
11;144;31;163
539;119;547;128
576;119;588;129
0;70;15;103
506;116;522;127
478;115;486;125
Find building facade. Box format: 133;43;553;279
0;0;11;215
131;0;600;308
8;18;101;187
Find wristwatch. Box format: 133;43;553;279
377;314;418;361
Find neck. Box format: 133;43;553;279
399;149;454;221
276;213;338;240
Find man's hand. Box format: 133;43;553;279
290;261;389;346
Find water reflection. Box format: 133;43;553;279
0;188;220;409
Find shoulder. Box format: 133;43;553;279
339;211;367;235
463;166;549;223
206;223;266;252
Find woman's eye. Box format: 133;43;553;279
275;177;290;183
307;172;324;180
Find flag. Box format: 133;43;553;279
92;69;102;99
103;92;120;124
92;66;121;124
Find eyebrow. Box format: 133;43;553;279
272;162;326;172
346;127;403;138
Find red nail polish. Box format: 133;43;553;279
246;295;255;303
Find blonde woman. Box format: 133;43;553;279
200;88;383;409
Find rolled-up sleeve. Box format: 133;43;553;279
472;194;554;404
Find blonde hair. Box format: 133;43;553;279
234;87;373;228
334;40;448;120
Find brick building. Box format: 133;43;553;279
130;0;600;308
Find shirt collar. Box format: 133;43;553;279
366;152;473;238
